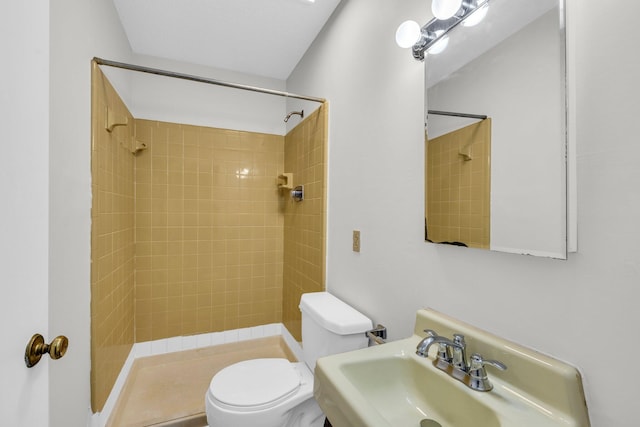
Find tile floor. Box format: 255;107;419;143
107;336;297;427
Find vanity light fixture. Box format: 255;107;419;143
431;0;463;20
395;20;422;48
428;32;449;55
461;1;489;27
396;0;490;60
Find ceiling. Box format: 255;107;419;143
113;0;342;81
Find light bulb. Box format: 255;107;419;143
395;20;421;49
431;0;463;20
461;2;489;27
428;34;449;55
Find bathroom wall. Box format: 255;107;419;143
90;66;136;412
287;0;640;426
282;105;329;340
426;120;491;248
133;119;285;341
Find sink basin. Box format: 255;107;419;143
313;308;591;427
340;355;500;427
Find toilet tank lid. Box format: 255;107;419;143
299;292;372;335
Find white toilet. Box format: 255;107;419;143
205;292;372;427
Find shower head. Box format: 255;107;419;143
284;110;304;123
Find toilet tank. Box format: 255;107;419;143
299;292;372;370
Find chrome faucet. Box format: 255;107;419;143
415;329;507;392
451;334;468;371
416;329;463;358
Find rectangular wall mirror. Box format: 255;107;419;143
424;0;567;259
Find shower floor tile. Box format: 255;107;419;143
107;336;297;427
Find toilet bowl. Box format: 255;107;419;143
205;292;372;427
205;358;321;427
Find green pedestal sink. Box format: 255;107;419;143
314;309;591;427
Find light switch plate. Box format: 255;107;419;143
353;230;361;252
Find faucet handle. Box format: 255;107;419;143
469;353;507;372
468;353;507;392
423;329;438;337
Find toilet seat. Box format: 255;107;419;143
209;358;301;411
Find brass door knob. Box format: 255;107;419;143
25;334;69;368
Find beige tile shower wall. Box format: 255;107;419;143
282;105;328;341
134;120;285;341
426;119;491;249
90;64;136;412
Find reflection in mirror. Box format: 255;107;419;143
424;0;567;259
426;118;491;249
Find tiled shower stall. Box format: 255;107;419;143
90;64;327;412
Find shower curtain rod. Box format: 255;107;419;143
93;57;326;104
428;110;487;120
